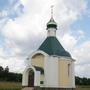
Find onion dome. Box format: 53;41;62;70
47;17;57;30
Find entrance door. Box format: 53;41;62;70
28;70;34;87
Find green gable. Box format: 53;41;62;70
38;37;71;57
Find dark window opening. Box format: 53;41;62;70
40;81;44;84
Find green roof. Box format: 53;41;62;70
38;37;71;57
47;17;57;30
47;17;57;25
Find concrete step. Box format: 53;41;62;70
22;87;34;90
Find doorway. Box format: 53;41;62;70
28;69;34;87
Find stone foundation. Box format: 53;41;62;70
34;87;75;90
22;87;75;90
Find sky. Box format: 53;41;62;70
0;0;90;78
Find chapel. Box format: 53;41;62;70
22;8;75;90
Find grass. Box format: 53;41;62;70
76;85;90;90
0;82;90;90
0;81;22;90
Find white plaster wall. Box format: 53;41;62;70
47;28;56;37
71;61;75;88
22;69;28;86
35;71;40;86
44;56;58;87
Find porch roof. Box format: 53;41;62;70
34;66;44;74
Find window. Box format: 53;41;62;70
40;81;44;84
68;64;70;77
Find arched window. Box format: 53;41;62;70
68;64;70;77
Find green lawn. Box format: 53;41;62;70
0;81;22;90
0;82;90;90
76;85;90;90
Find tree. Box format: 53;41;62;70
4;66;9;73
0;66;4;72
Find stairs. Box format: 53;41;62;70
22;87;34;90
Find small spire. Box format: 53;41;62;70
46;5;57;30
51;5;54;18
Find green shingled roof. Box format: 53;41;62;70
38;37;71;57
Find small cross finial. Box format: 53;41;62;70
51;5;54;18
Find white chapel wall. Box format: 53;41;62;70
44;56;58;87
71;61;75;88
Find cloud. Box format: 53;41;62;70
72;41;90;77
59;33;77;51
0;56;26;73
2;0;87;51
0;48;5;57
73;41;90;64
0;0;24;19
76;64;90;78
55;0;87;31
0;0;90;78
0;42;26;73
0;0;24;31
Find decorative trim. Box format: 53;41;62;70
58;56;76;61
22;66;36;86
29;50;49;59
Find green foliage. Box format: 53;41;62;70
0;71;22;82
75;76;90;85
0;66;22;82
0;66;4;72
5;66;9;73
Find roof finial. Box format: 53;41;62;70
51;5;54;18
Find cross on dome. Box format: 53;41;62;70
51;5;54;18
47;5;57;30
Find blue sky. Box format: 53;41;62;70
0;0;90;77
70;15;90;47
72;13;90;39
